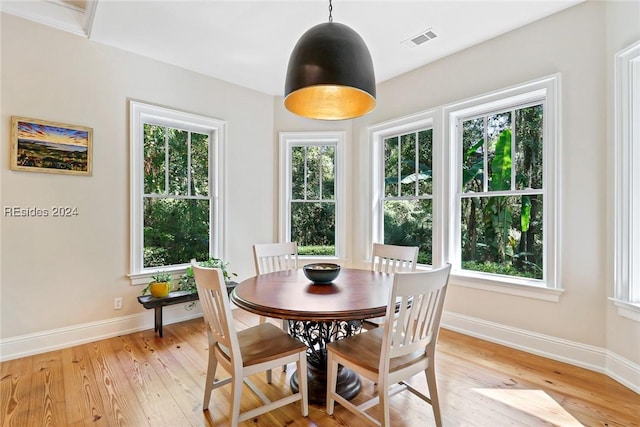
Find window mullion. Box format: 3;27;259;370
145;193;209;200
414;131;419;196
319;146;323;199
187;131;192;197
511;109;516;191
396;137;401;196
164;126;169;195
304;146;308;201
483;117;488;192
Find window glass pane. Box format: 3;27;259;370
306;146;321;199
322;146;335;200
191;132;209;196
400;133;416;196
515;105;543;190
291;146;305;200
383;199;432;265
384;136;399;197
143;198;210;268
168;129;188;195
418;129;433;195
291;202;335;256
487;112;512;191
462;118;484;193
460;195;543;279
143;124;166;194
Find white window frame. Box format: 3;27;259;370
129;101;225;285
443;75;563;302
369;111;439;263
279;131;346;259
613;40;640;322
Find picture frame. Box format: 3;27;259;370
10;116;93;176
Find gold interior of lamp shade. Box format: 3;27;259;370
284;85;376;121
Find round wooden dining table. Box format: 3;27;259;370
231;267;394;403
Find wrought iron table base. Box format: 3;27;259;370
287;319;363;403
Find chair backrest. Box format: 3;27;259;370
380;264;451;371
191;260;240;361
371;243;419;273
253;242;299;275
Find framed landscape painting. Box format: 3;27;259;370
10;116;93;176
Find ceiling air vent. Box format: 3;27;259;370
402;29;438;48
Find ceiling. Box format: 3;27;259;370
2;0;584;96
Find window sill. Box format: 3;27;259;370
610;299;640;323
450;272;564;302
128;266;186;286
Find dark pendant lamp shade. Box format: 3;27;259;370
284;22;376;120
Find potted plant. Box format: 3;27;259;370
142;271;173;298
179;257;237;294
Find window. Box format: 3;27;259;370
130;101;225;282
370;112;435;265
371;78;559;299
446;75;559;290
458;105;544;280
280;132;345;258
614;40;640;320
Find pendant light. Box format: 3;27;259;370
284;0;376;120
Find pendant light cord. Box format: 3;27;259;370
328;0;333;22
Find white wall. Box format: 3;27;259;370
342;0;639;388
605;0;640;373
0;13;274;341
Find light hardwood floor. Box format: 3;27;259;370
1;310;638;426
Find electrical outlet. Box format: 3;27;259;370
114;297;123;310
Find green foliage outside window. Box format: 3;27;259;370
143;198;210;267
460;105;544;279
291;145;337;256
143;124;212;268
383;130;433;265
384;200;432;265
292;202;335;254
298;246;335;256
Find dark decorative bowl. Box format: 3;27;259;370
303;263;341;284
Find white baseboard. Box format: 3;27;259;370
0;303;203;362
441;311;640;394
606;350;640;394
2;307;638;395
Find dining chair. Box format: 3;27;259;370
252;242;299;371
371;242;419;273
365;243;419;329
192;261;309;426
253;241;299;275
326;264;451;427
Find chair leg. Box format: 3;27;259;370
425;366;443;427
230;374;242;426
260;313;273;382
379;379;390;427
202;350;217;410
325;351;338;415
298;351;309;417
282;318;289;372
